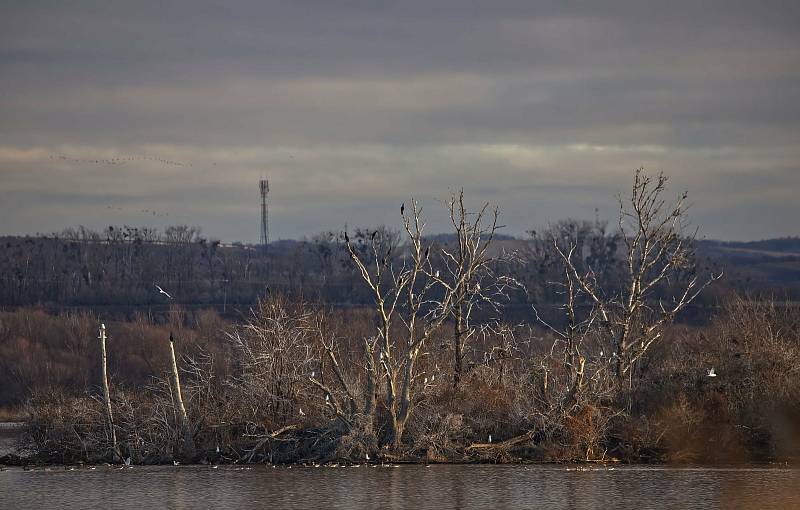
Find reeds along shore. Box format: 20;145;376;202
2;171;799;465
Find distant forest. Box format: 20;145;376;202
2;225;800;316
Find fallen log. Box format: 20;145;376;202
465;430;535;453
244;424;297;463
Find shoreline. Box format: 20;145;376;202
1;421;795;469
2;460;796;471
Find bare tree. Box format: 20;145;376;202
551;169;720;386
337;201;446;449
439;190;517;386
336;196;513;449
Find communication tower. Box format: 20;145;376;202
259;178;269;246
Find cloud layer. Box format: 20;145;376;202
1;1;799;241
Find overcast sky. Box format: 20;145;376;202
1;1;798;242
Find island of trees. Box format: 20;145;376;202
1;169;798;466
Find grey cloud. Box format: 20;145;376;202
0;1;798;241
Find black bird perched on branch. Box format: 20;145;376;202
401;203;405;215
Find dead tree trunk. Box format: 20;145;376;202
169;332;195;459
453;306;464;387
98;323;119;461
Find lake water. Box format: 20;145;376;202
0;422;22;457
1;464;798;509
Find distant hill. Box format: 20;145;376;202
697;237;800;294
698;237;800;257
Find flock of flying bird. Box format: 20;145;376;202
49;154;192;167
106;205;170;218
50;152;216;220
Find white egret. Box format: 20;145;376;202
154;284;173;299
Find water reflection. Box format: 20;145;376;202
1;465;798;510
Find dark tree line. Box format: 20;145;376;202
0;222;727;326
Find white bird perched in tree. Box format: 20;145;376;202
311;371;315;378
488;435;492;443
299;407;306;416
154;284;172;299
707;368;717;377
365;453;370;461
325;395;330;403
435;270;440;278
424;377;428;385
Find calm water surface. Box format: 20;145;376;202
1;464;798;510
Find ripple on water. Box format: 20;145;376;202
1;464;798;510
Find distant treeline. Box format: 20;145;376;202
3;224;797;315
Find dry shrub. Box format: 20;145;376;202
408;412;470;462
226;296;321;429
560;404;612;461
331;424;378;462
456;368;523;440
23;389;108;463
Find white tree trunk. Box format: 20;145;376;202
99;323;118;461
169;332;195;458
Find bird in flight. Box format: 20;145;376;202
154;284;173;299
